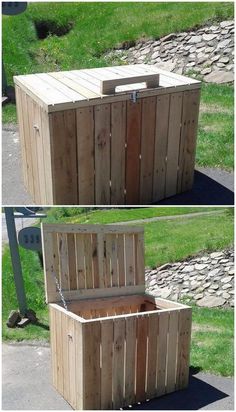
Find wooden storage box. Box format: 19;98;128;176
15;64;201;205
42;223;192;410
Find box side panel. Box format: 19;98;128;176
49;110;78;205
178;89;201;192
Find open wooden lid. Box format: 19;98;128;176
14;64;201;113
41;223;145;303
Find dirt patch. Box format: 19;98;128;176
34;19;73;40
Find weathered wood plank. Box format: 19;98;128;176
101;320;113;409
126;100;142;204
113;318;125;408
94;104;111;204
140;96;156;203
136;315;148;402
76;107;95;204
111;102;126;204
176;308;192;390
125;316;137;405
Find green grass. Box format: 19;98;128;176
197;83;234;170
2;2;234;169
44;206;221;224
191;306;234;376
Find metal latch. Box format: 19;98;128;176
130;91;138;103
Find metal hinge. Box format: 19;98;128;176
130;91;138;103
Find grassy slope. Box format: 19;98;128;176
2;2;234;169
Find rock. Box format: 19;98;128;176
202;33;217;41
17;317;31;328
222;292;230;299
149;278;157;287
195;293;204;300
195;264;208;271
152;51;159;60
210;284;219;290
208;268;221;277
228;269;234;275
219;56;230;64
157;61;176;72
204;70;234;83
161;33;176;42
159;287;171;299
197;296;226;308
140;48;150;56
183;265;195;273
188;35;202;44
202;282;211;289
201;67;211;75
211;55;221;62
216;63;227;68
222;283;232;290
217;39;231;49
210;252;223;258
221;276;232;284
220;20;234;28
6;310;21;328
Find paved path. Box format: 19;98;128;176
2;127;234;205
115;209;226;225
2;343;234;410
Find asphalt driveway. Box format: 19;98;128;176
2;343;234;410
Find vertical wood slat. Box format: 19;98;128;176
83;322;101;409
94;104;111;204
76;106;95;204
136;315;148;402
15;86;29;189
181;89;201;192
146;313;159;398
75;234;86;289
54;310;64;396
49;109;78;205
92;233;99;288
165;92;183;198
135;233;145;286
34;100;47;204
124;234;135;286
126;100;142;204
21;91;35;198
61;311;69;400
67;315;77;408
156;311;169;396
153;94;170;201
166;310;179;393
97;233;107;288
58;233;69;291
113;318;125;409
176;308;192;390
140;96;156;203
75;320;84;409
105;234;112;288
67;234;77;290
40;106;54;204
125;316;137;406
26;95;40;203
110;235;118;287
43;232;58;302
49;306;58;388
111;101;126;204
117;234;125;287
84;234;93;289
101;320;113;409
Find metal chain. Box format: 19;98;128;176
51;270;68;311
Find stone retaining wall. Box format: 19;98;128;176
145;248;234;308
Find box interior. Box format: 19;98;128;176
57;294;177;320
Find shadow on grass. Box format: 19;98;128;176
34;321;49;331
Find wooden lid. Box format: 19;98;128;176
14;64;201;113
41;223;145;303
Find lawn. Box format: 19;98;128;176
2;2;234;169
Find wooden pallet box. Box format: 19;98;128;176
14;64;201;205
42;223;192;410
